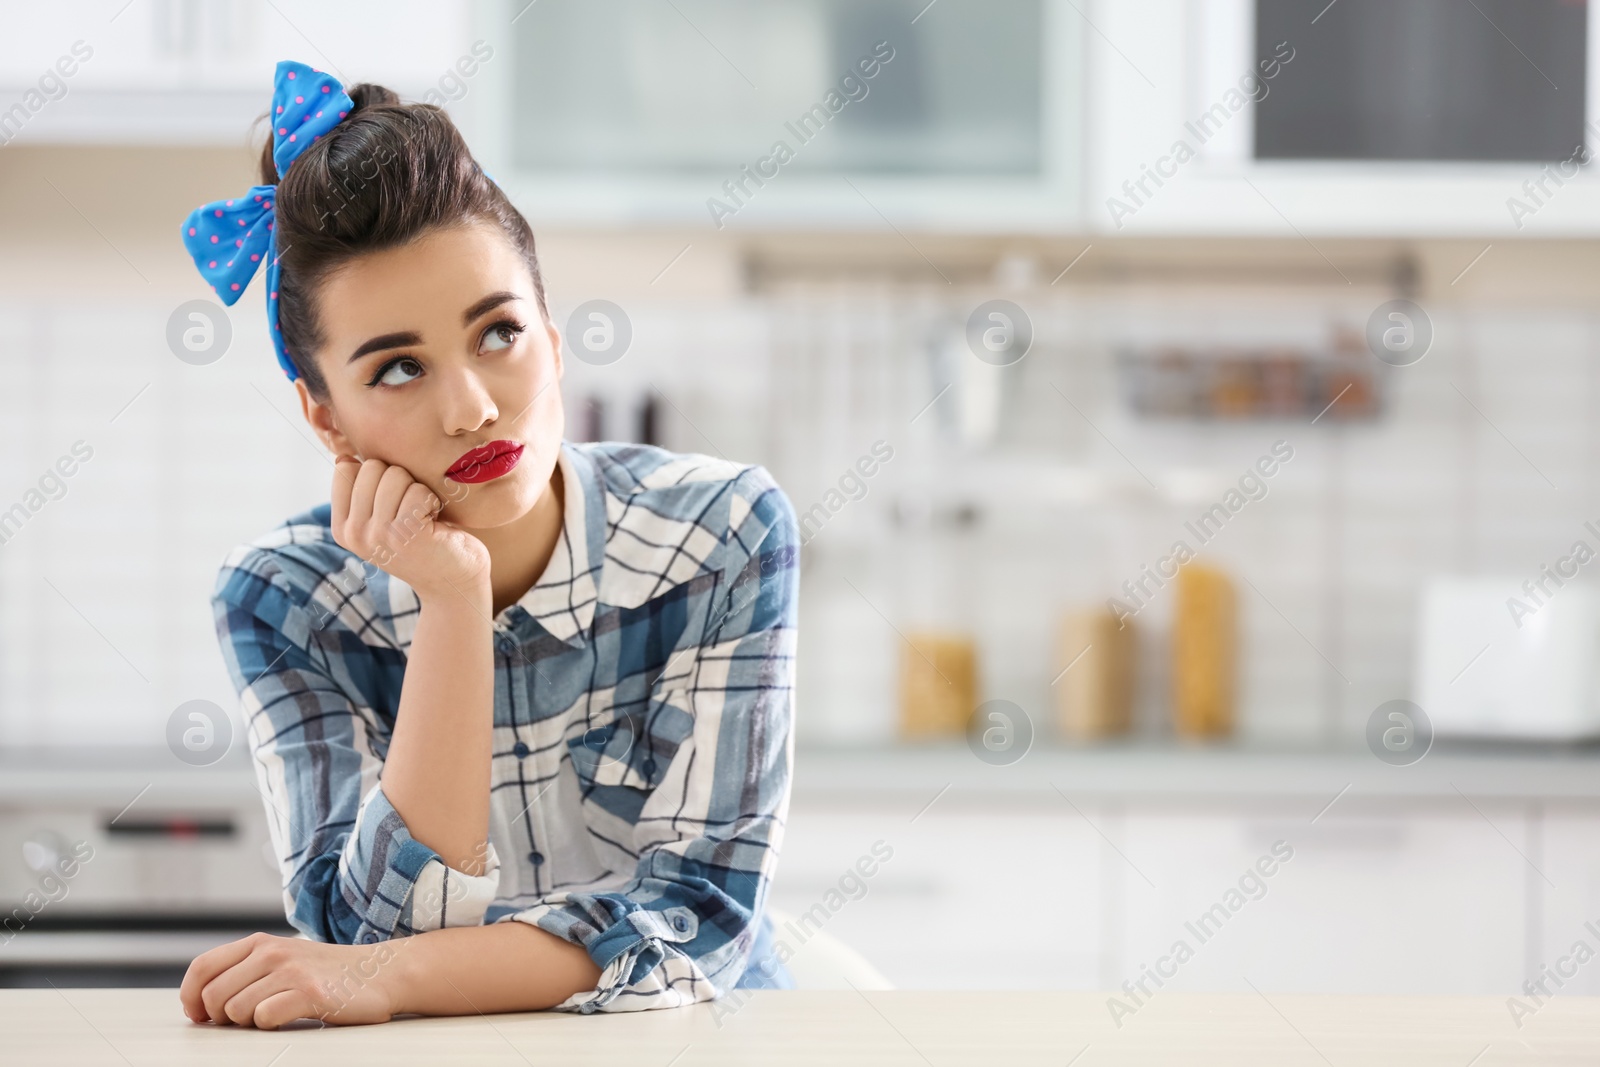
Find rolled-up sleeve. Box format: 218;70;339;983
503;468;799;1013
212;553;501;944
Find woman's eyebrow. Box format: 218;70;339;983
344;293;520;363
461;291;521;325
347;331;421;364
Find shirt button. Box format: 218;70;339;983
496;633;516;654
672;915;689;933
528;850;544;866
642;758;657;778
512;741;529;759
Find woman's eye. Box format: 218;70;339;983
373;357;423;387
481;322;523;353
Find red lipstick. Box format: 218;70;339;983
446;440;524;484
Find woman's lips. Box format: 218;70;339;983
446;440;525;484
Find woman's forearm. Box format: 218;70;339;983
385;920;602;1016
379;584;495;875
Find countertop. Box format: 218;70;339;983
6;988;1600;1065
5;741;1600;810
789;740;1600;804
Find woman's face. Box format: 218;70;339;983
295;221;564;530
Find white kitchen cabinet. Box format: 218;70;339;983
0;1;476;144
770;799;1103;989
1532;806;1600;997
1109;805;1528;996
777;789;1542;995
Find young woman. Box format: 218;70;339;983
176;62;799;1029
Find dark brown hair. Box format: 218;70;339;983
256;83;548;399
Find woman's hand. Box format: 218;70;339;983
330;456;491;605
179;931;403;1029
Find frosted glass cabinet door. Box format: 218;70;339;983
504;0;1045;178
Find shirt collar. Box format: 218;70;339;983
501;438;605;649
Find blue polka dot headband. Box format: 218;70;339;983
179;60;354;381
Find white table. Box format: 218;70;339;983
5;988;1597;1065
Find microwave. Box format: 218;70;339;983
1204;0;1588;166
1087;0;1600;236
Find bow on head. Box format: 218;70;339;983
179;61;354;381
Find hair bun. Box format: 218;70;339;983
254;80;401;186
345;83;401;111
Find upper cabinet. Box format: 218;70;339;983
0;1;475;145
1084;0;1600;237
9;0;1600;236
468;0;1084;231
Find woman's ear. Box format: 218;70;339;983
295;378;357;459
545;317;565;380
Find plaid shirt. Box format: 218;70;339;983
211;440;799;1013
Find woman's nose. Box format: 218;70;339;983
443;369;499;435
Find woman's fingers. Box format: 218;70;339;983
179;932;269;1024
370;464;415;533
328;456;361;536
318;452;486;596
221;967;286;1026
397;481;442;533
179;933;253;1019
181;934;393;1030
206;953;281;1026
254;988;319;1031
342;459;389;543
224;969;332;1029
333;459;440;563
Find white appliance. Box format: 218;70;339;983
1089;0;1600;236
1414;577;1600;741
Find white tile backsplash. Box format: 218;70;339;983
3;287;1597;750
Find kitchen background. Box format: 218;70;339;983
5;0;1600;1008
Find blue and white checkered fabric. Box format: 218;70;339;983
212;439;800;1012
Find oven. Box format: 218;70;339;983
0;747;291;988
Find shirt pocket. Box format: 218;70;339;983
568;687;694;794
